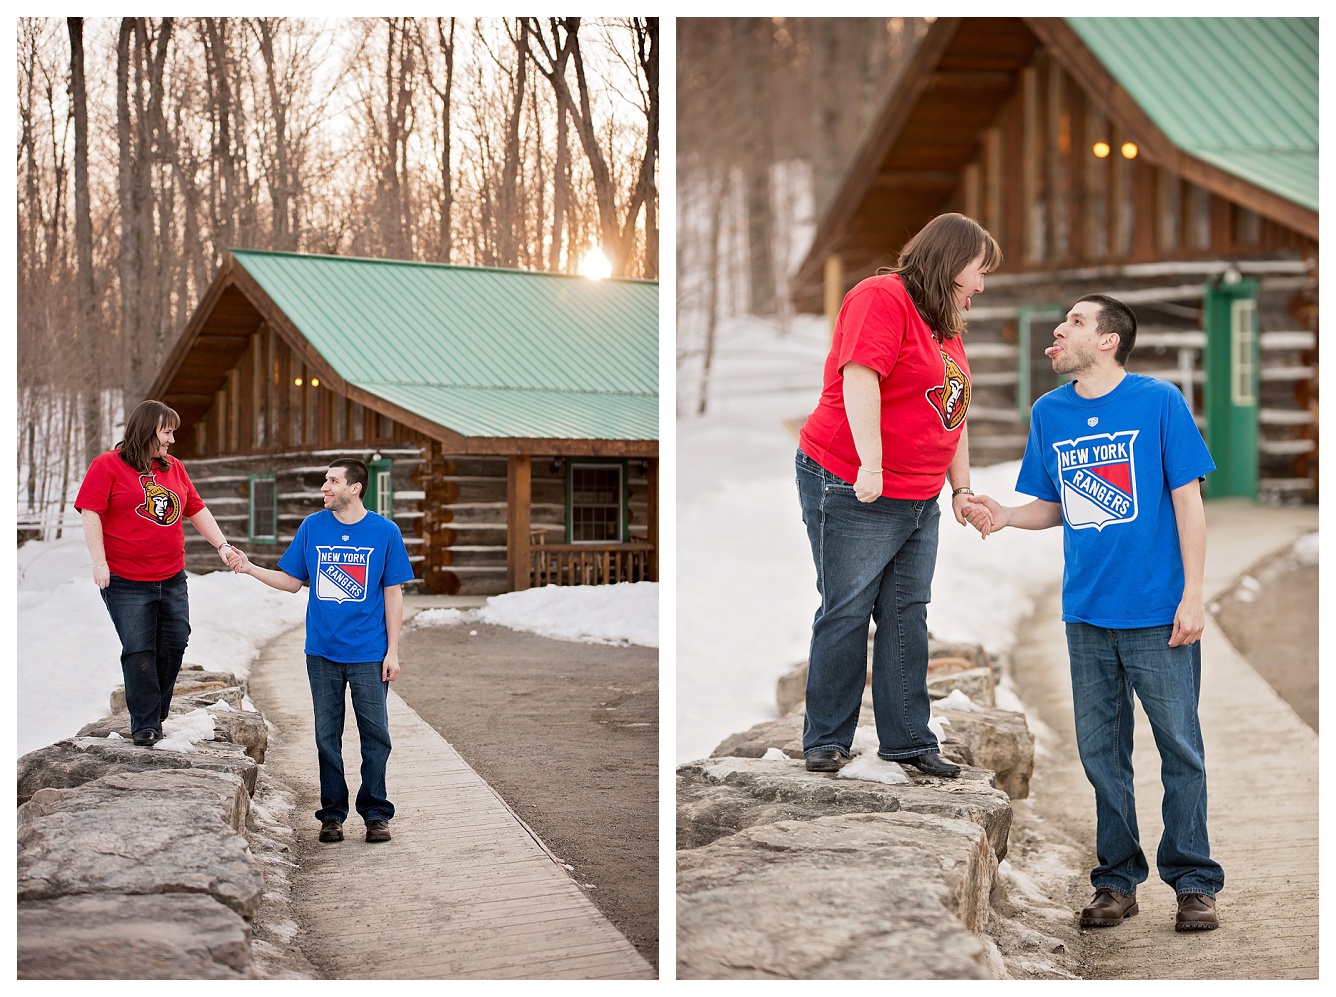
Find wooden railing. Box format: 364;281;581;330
529;542;655;587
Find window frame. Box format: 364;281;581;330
248;473;279;545
565;459;627;544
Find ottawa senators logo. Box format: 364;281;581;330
925;349;970;431
135;474;182;527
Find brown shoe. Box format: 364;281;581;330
318;819;344;843
1175;892;1218;931
1080;889;1139;926
365;819;392;843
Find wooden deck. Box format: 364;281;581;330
248;625;655;980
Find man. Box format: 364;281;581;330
229;458;414;845
964;293;1223;932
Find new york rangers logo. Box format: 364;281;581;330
1053;430;1140;531
315;546;374;603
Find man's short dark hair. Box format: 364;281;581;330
1077;293;1137;366
328;458;370;498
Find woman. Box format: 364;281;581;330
796;212;1001;774
75;399;235;745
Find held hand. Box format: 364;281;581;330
853;468;882;503
226;547;252;574
382;652;401;683
92;563;110;589
964;494;1007;539
950;491;977;527
1168;599;1205;647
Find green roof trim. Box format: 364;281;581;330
230;250;658;442
1066;18;1317;212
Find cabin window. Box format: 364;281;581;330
248;474;278;544
1156;171;1181;252
567;461;626;543
1190;185;1212;249
1233;206;1261;246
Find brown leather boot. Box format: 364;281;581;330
1175;893;1218;931
1080;889;1139;926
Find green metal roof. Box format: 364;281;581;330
230;250;658;442
1067;17;1317;212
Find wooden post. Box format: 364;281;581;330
823;254;843;338
983;126;1002;239
1021;65;1039;262
646;457;658;582
506;454;532;591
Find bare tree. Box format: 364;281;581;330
68;17;102;461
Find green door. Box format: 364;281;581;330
1202;279;1259;499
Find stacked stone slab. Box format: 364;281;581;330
16;666;272;979
677;640;1035;980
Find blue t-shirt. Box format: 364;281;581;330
1016;373;1215;628
278;509;415;663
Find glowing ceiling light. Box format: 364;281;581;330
294;377;303;386
1121;142;1138;159
1093;142;1111;158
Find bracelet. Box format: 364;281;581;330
952;487;974;497
859;466;883;474
93;562;107;568
217;542;233;551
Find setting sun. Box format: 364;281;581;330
579;247;613;280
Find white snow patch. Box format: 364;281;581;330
153;707;218;752
1291;531;1319;565
413;607;469;627
837;754;911;785
937;689;983;713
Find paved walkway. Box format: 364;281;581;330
247;619;654;980
1015;498;1318;979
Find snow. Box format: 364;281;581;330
412;581;659;648
676;315;1063;763
16;528;658;758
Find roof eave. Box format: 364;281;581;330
793;17;965;289
1029;17;1317;240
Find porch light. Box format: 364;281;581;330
1092;142;1111;158
1121;142;1138;159
311;378;320;387
294;377;303;386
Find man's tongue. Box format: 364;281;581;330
1045;344;1061;358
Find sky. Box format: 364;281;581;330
676;312;1066;764
15;532;657;758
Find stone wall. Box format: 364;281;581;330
676;638;1037;980
16;667;309;980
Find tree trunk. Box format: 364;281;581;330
549;99;569;272
256;18;291;248
498;20;529;269
116;19;143;396
698;174;727;415
69;18;102;462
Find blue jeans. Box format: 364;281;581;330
796;450;941;760
1066;622;1224;898
306;655;395;824
100;571;191;736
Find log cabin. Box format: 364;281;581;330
792;17;1317;502
148;250;658;593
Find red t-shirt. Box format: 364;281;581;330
799;274;972;499
74;450;206;581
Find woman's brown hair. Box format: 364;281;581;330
887;212;1002;340
116;399;181;473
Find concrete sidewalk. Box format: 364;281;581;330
247;622;654;980
1017;499;1318;980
